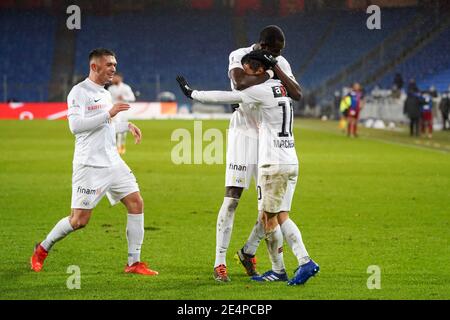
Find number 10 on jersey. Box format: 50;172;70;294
278;100;293;137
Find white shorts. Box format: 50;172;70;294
257;164;298;213
71;160;140;209
225;129;258;189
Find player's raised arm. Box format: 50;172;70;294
176;75;243;104
273;65;302;101
258;51;302;101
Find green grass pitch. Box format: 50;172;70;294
0;119;449;299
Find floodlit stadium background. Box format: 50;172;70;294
1;0;449;301
1;0;449;124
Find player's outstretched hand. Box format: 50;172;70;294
128;122;142;144
109;103;130;118
176;75;193;99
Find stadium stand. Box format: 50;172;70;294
73;10;234;102
0;2;448;105
379;25;450;92
0;10;56;102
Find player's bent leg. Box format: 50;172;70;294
224;186;243;199
31;209;90;272
252;212;287;282
278;212;311;266
121;192;158;276
121;191;143;214
278;212;320;286
236;209;263;277
69;208;93;229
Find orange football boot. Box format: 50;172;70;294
213;264;230;282
124;262;158;276
30;243;48;272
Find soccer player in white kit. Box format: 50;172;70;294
214;25;304;282
108;73;136;155
177;50;319;285
31;48;158;276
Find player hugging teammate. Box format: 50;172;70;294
177;26;319;285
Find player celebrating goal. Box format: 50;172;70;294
212;25;304;282
177;50;319;286
30;48;158;276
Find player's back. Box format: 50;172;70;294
240;80;298;166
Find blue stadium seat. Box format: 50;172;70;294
0;10;55;101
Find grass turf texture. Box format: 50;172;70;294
0;119;449;300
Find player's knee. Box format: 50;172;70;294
128;194;144;213
277;212;289;225
263;212;278;233
224;197;239;214
70;217;89;230
225;187;243;199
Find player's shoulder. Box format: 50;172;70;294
69;79;88;95
243;79;281;99
123;82;133;90
67;79;92;104
229;45;254;59
277;55;292;68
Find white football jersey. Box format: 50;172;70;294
228;44;297;137
108;82;136;104
108;82;135;123
239;79;298;166
67;78;127;167
191;79;298;166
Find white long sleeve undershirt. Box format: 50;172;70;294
68;111;110;135
191;90;243;105
68;112;129;135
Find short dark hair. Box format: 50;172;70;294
259;25;285;46
89;48;116;63
241;52;268;72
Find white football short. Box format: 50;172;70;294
71;160;139;209
257;164;298;213
225;129;258;189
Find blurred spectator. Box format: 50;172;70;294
307;92;317;111
393;73;404;90
429;85;438;98
333;90;341;120
403;89;422;137
158;91;176;102
407;78;419;94
341;82;364;138
439;92;450;130
391;84;401;99
108;73;136;155
421;91;433;139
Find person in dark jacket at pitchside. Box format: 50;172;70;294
403;89;423;137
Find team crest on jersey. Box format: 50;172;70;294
272;85;288;98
